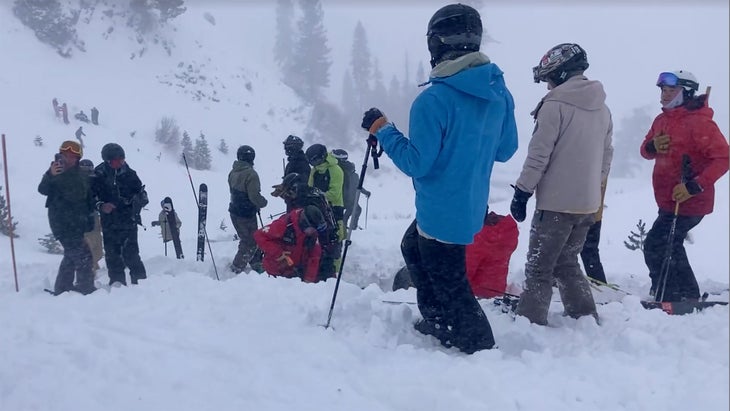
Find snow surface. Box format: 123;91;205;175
0;2;728;411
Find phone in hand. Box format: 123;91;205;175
54;153;65;172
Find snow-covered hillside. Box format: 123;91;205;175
0;2;728;411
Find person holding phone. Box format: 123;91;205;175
38;141;96;295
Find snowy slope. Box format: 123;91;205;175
1;3;728;411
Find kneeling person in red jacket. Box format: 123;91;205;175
255;174;326;282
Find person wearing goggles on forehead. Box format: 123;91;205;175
92;143;149;287
640;70;729;302
38;141;96;295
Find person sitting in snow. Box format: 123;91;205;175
75;110;90;123
255;173;324;282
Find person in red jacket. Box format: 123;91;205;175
393;211;519;299
640;70;729;302
253;207;322;283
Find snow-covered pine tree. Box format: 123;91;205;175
292;0;331;102
155;116;181;152
624;219;647;251
34;135;43;147
38;233;63;254
217;139;229;155
0;187;19;238
180;130;193;166
194;132;212;170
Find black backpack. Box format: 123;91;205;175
296;186;338;245
337;159;358;212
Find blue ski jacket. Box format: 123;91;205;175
376;58;518;244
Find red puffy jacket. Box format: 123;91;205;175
253;208;321;283
640;104;729;216
466;213;519;298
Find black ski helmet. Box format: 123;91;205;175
305;144;328;167
331;148;348;161
283;134;304;155
237;145;255;162
101;143;125;161
427;3;482;68
79;159;94;172
533;43;589;86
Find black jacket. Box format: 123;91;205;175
284;151;311;185
38;165;94;241
92;162;147;230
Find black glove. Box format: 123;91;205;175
510;184;532;223
361;108;384;131
367;134;378;148
151;221;160;227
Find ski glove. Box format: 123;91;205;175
276;251;293;266
367;134;378;149
510;184;533;223
361;108;388;135
647;133;671;154
672;181;702;203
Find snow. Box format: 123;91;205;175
0;2;728;411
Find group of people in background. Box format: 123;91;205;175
227;133;366;283
37;2;728;356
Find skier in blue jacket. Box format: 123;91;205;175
361;3;517;354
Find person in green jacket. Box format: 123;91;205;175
305;143;344;279
228;145;268;274
38;141;96;295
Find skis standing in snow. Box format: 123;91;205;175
640;70;729;302
510;43;613;326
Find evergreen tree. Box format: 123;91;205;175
34;135;44;147
154;0;186;22
217;138;229;155
180;130;194;166
370;58;387;109
13;0;78;54
274;0;295;75
0;187;19;238
155;116;181;152
350;21;372;113
292;0;331;102
38;233;62;254
194;132;212;170
612;106;652;178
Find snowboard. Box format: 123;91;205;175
196;183;208;262
640;300;728;315
162;197;184;259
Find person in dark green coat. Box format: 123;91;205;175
38;141;96;295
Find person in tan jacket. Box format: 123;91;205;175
510;43;613;326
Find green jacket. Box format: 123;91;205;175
228;160;267;218
308;153;344;207
38;165;94;241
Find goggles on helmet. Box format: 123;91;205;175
656;72;699;91
60;143;82;156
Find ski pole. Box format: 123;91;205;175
2;134;19;292
325;140;380;329
655;154;691;302
182;154;220;281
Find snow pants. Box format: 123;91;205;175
644;210;703;301
401;220;495;353
103;226;146;285
55;236;95;295
231;213;259;271
516;211;597;326
580;219;606;283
